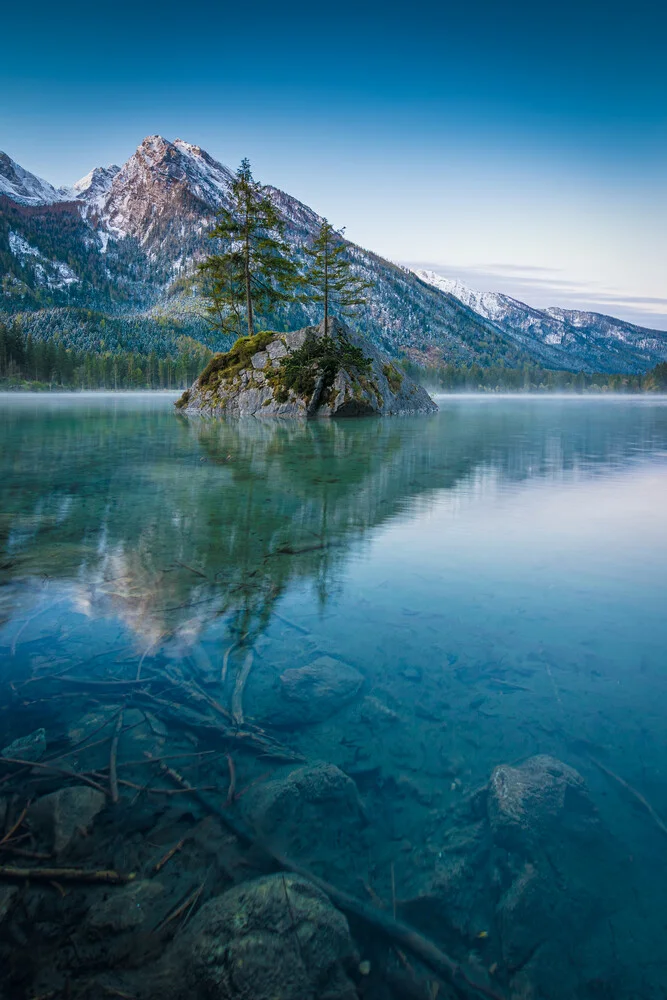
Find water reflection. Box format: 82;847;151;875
1;396;667;655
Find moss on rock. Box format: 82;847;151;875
199;331;281;389
383;363;404;393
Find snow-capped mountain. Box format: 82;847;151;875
0;152;72;206
1;137;665;373
72;165;121;216
414;270;667;374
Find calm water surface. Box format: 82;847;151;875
1;392;667;994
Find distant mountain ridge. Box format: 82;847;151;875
1;136;666;374
413;270;667;375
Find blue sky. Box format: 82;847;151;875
2;0;666;327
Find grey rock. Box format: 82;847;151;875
0;885;18;924
2;727;46;762
266;338;288;360
487;755;597;852
181;318;437;419
179;874;358;1000
276;656;364;725
251;350;269;369
244;763;367;888
496;862;552;969
87;879;166;933
28;786;106;853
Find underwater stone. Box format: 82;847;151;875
28;786;106;854
179;873;358;1000
488;755;597;852
87;879;166;933
276;655;364;726
243;763;367;889
0;886;18;924
2;727;46;762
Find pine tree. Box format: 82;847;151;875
200;159;300;338
304;221;372;335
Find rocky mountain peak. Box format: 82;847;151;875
95;135;236;242
0;151;69;206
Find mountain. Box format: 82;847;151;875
0;152;72;207
413;270;667;375
1;136;666;374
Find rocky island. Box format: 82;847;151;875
176;318;437;418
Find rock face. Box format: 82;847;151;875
178;874;358;1000
178;318;437;418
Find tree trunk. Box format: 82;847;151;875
244;202;254;338
324;231;329;339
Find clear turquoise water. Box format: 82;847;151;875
2;392;667;991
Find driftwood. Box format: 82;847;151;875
231;651;254;724
158;761;504;1000
590;756;667;839
220;642;238;685
0;802;30;847
109;708;124;804
0;758;108;795
153;837;188;874
0;865;135;884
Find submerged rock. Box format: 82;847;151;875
28;786;106;854
243;763;367;888
0;885;18;925
276;656;364;726
177;318;437;418
179;874;358;1000
2;727;46;762
86;879;166;934
488;754;598;852
400;756;607;1000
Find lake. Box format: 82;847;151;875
1;392;666;999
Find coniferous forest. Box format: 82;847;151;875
3;314;667;393
0;318;211;390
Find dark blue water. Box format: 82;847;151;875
1;392;667;998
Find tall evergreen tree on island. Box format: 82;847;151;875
199;159;300;338
304;221;373;335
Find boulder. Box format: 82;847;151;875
243;763;367;889
487;755;598;853
178;319;438;419
275;656;364;726
28;786;106;853
86;879;166;934
2;727;46;762
180;874;358;1000
0;885;18;924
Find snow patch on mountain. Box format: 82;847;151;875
9;231;79;288
414;270;529;322
73;164;121;216
0;152;71;206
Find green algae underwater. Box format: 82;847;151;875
0;392;667;1000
